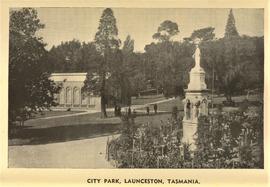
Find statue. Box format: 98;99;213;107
194;38;202;70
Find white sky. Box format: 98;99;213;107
35;8;264;52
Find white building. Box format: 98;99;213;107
50;73;101;111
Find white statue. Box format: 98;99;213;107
193;38;202;70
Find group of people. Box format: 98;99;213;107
114;105;136;117
114;105;122;117
146;104;158;115
114;103;159;117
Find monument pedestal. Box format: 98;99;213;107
181;42;209;152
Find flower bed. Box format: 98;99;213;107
108;105;263;168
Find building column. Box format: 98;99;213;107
79;87;82;108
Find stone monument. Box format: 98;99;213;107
182;39;209;151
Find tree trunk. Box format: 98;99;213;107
100;93;107;118
100;72;107;118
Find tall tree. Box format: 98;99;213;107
153;20;179;42
224;9;239;38
83;8;121;118
9;8;60;124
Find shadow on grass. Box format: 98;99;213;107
9;123;121;146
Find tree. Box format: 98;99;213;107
153;20;179;42
9;8;60;124
144;40;193;97
122;35;134;54
83;8;121;118
48;40;101;73
118;35;135;104
224;9;239;38
190;27;215;41
48;40;82;72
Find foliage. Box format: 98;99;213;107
108;114;183;168
193;108;263;168
108;106;263;168
225;9;239;38
153;20;179;42
189;27;215;41
83;8;121;118
46;9;263;102
9;8;60;124
144;40;194;97
200;36;263;102
48;40;102;73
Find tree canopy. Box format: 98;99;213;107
153;20;179;42
9;8;60;124
225;9;239;38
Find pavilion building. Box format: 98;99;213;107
50;73;101;111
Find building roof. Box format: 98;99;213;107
50;72;87;82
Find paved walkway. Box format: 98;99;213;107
9;135;117;168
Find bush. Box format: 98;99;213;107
108;107;263;168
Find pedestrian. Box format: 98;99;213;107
154;104;158;114
133;109;137;116
114;105;117;117
118;106;122;116
128;106;132;116
146;106;150;115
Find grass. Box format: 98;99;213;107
10;94;261;146
212;94;260;104
9;111;121;145
131;94;165;105
156;96;184;112
134;112;180;127
30;110;83;119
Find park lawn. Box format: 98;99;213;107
25;111;117;129
9;111;121;146
9;94;260;146
131;94;166;105
155;96;184;112
134;112;182;128
212;94;261;104
30;110;83;119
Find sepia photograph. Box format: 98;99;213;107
7;7;264;169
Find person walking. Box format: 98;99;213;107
146;106;150;115
154;104;158;114
118;106;122;116
128;106;132;116
114;105;118;117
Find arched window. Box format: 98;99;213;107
66;87;72;104
73;87;80;105
59;89;65;104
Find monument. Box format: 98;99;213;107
182;39;209;151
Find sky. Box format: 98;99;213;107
35;8;264;52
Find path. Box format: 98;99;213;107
9;135;117;168
35;97;175;120
9;97;175;168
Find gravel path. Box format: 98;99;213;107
9;135;117;168
9;98;174;168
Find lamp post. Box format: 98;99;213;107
212;61;215;110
